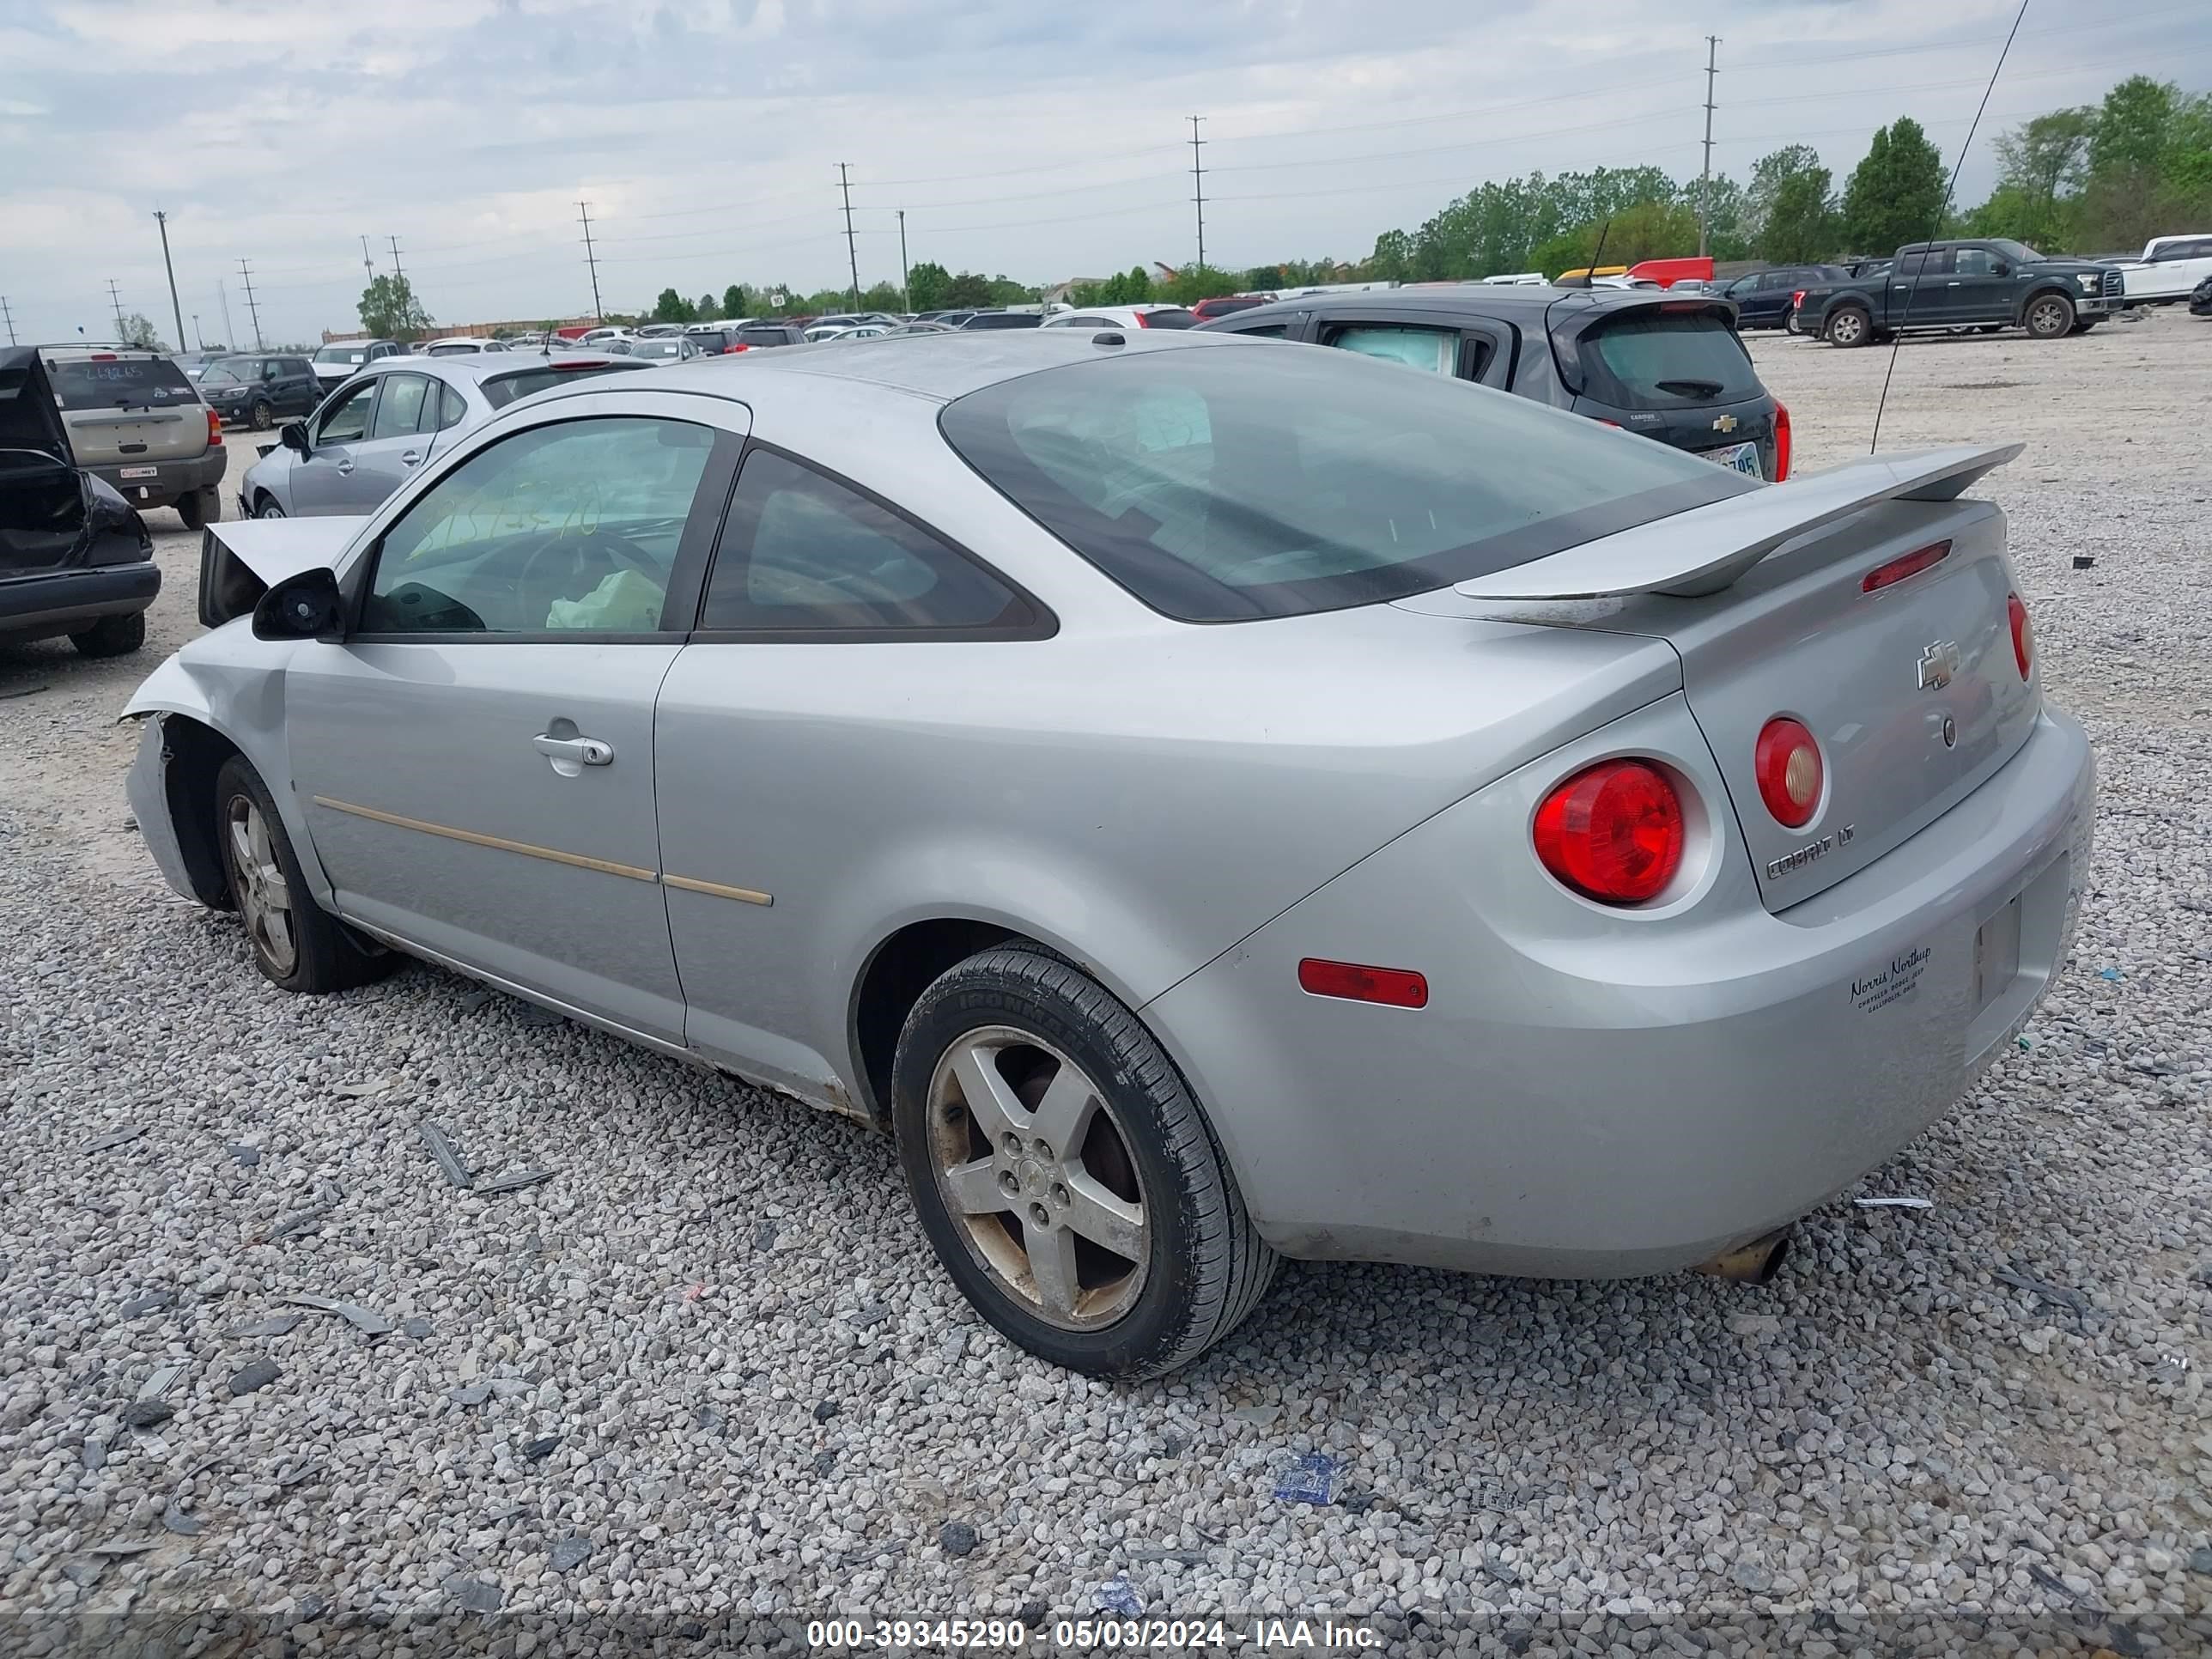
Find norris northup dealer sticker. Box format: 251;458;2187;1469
1851;946;1930;1015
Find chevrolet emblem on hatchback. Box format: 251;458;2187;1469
1918;640;1962;690
1711;413;1739;434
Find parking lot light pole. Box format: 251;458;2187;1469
155;210;188;358
838;164;861;312
898;209;910;313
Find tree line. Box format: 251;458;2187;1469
358;73;2209;340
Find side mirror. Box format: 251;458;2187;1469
252;567;343;640
1991;261;2010;276
280;422;309;457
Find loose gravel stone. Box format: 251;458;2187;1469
227;1358;282;1395
1;325;2209;1644
939;1521;980;1557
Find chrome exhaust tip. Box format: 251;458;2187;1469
1694;1228;1792;1285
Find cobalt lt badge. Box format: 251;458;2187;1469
1917;640;1960;691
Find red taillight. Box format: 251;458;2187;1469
726;343;750;352
1753;718;1823;829
206;407;223;443
2008;592;2033;679
1790;290;1805;309
1297;958;1429;1009
91;351;118;361
1861;539;1952;594
1532;761;1685;905
1772;399;1791;482
1133;313;1152;328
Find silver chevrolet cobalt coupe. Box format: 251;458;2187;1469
125;330;2093;1377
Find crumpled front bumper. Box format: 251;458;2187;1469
126;714;203;902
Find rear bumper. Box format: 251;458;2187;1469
0;562;161;641
1146;700;2095;1278
86;447;227;511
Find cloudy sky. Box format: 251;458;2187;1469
2;0;2206;345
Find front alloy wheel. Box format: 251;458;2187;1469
893;947;1275;1378
249;400;274;431
213;755;392;994
255;496;285;519
2026;294;2075;339
224;791;297;979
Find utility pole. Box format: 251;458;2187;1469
217;278;236;351
237;258;264;349
896;209;910;313
192;313;204;349
1188;116;1208;272
838;164;861;312
576;202;605;321
154;210;188;356
1698;35;1720;258
362;234;377;278
0;295;16;347
387;235;405;283
108;279;127;339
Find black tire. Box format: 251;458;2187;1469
213;756;391;994
175;487;219;531
1825;305;1872;348
1784;307;1806;336
2025;292;2075;340
891;947;1275;1379
1976;324;2004;334
70;610;145;658
254;495;285;519
2069;319;2098;335
249;400;274;431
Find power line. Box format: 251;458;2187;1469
154;210;187;357
1698;35;1720;258
237;259;264;349
577;201;605;321
1189;116;1207;271
838;163;862;310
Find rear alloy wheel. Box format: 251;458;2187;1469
2025;293;2075;339
1825;305;1871;348
892;947;1274;1378
214;756;392;994
70;611;144;658
1784;307;1807;336
249;400;274;431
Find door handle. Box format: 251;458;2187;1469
533;732;615;773
334;459;355;475
1947;280;1961;287
399;450;422;465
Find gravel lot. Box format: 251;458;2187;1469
3;317;2210;1656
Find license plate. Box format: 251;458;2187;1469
1707;441;1763;479
118;465;158;479
1974;896;2022;1012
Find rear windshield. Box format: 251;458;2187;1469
736;328;794;346
939;343;1753;622
316;345;372;364
428;343;481;357
48;356;199;411
1577;311;1761;409
686;331;730;349
481;359;651;409
962;313;1043;330
1139;310;1197;330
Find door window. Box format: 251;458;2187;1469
316;380;378;443
370;373;432;439
1321;324;1456;374
361;416;718;635
1953;247;1999;276
698;449;1031;635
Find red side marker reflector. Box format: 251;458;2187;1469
1297;958;1429;1008
1862;539;1952;593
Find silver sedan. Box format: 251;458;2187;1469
236;352;649;520
125;331;2093;1377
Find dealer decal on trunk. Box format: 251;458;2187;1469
1852;946;1931;1015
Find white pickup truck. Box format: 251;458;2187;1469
2116;234;2212;304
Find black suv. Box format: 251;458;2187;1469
1;346;159;658
1718;264;1850;331
1201;285;1791;480
198;353;324;430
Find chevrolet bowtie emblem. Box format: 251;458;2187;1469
1917;640;1960;690
1711;414;1739;434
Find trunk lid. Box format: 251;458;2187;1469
1405;448;2039;910
1549;295;1783;477
48;354;209;467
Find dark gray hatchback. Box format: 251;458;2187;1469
1199;285;1790;481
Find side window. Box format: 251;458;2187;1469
1893;251;1931;279
1231;324;1289;338
315;380;378;444
362;417;718;636
436;383;467;429
1953;248;1996;276
1320;323;1456;373
370;373;431;439
699;449;1030;635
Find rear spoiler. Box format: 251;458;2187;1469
1454;444;2023;601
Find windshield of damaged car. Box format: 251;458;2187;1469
939;344;1756;621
